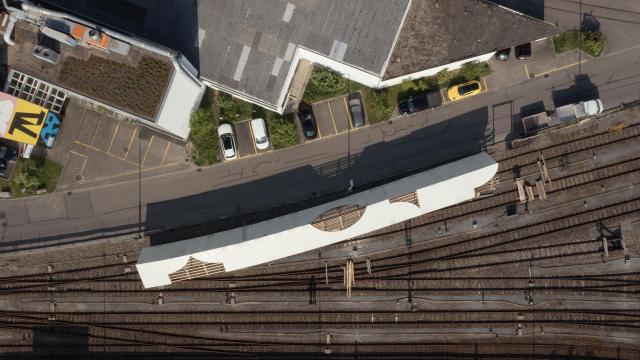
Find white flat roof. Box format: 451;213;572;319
155;65;205;139
137;152;498;288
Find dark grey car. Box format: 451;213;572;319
348;96;365;128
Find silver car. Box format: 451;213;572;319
251;118;270;150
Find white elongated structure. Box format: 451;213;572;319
137;152;498;288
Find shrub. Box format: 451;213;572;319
188;108;219;166
582;30;605;56
553;30;605;57
435;68;453;88
10;157;62;197
267;113;299;150
364;88;394;124
302;67;349;103
218;93;253;122
459;61;490;81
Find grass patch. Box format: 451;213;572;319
266;112;300;150
553;30;605;57
218;93;255;122
9;157;62;198
188;107;220;166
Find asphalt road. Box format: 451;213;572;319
3;35;640;252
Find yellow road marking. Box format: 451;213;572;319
67;161;183;183
75;140;139;166
69;150;88;175
161;142;171;165
75;108;88;142
315;116;323;138
524;63;529;78
91;118;102;146
534;60;585;78
247;121;257;154
142;136;154;167
124;126;137;159
107;121;120;154
327;101;338;133
343;97;353;130
482;77;488;91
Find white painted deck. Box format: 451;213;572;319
137;152;498;288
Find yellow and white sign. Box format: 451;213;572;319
0;92;48;145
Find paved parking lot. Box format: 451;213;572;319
51;101;189;189
484;38;584;90
231;119;271;159
310;93;366;142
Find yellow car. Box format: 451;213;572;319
447;80;482;101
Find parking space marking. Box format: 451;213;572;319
75;140;139;167
248;122;257;154
69;150;88;175
440;88;448;103
534;60;585;78
125;126;137;159
160;142;171;165
482;77;488;91
142;136;154;166
343;97;353;130
71;161;183;183
315;118;323;138
326;101;338;133
91;118;102;146
524;63;529;78
107;121;120;154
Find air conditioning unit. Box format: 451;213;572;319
32;45;59;65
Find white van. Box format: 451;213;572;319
251;118;270;150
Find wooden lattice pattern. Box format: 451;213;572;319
475;176;499;196
389;191;420;207
168;257;226;283
311;205;366;232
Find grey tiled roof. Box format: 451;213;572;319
383;0;560;79
197;0;410;106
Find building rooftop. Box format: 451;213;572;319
195;0;409;108
137;152;498;288
6;21;173;120
383;0;560;79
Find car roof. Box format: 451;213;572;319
251;118;267;135
218;123;233;134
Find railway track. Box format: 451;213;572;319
1;116;639;359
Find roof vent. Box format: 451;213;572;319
88;29;102;41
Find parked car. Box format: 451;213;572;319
0;159;6;171
515;42;531;59
250;118;270;150
348;95;365;128
495;47;510;61
398;90;442;115
447;80;481;101
217;123;237;160
0;145;17;161
299;105;317;139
